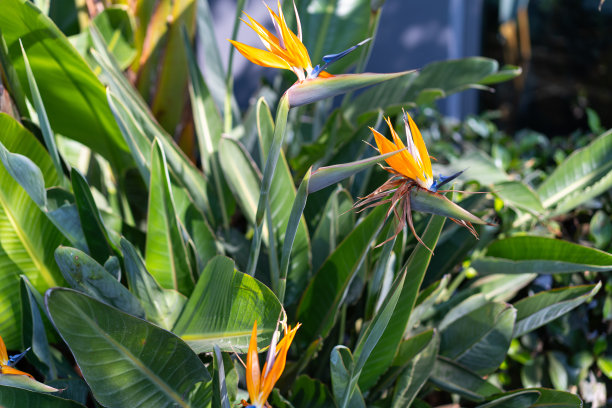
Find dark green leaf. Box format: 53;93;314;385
54;246;144;318
0;0;130;171
296;205;387;344
513;283;601;337
473;236;612;275
440;302;515;375
46;288;211;408
430;357;501;401
121;238;186;330
0;386;85;408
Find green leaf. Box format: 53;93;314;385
121;238;186;331
278;168;311;304
0;31;28;116
494;181;545;215
246;94;291;276
0;0;130;171
391;331;439;408
71;169;115;264
0;376;58;393
194;0;238;118
537;129;612;212
0;129;47;208
19;41;63;177
286;71;414;108
359;214;445;391
530;388;582;407
513;283;601;338
478;64;523;85
308;149;405;194
475;390;541;408
46;288;211;408
440;302;516;375
172;256;282;353
92;32;214;223
20;276;57;379
468;273;537;303
347;58;511;119
311;188;355;273
410;189;490;225
330;346;365;408
430;357;501;401
54;246;145;318
292;0;370;74
473;236;612;275
374;329;434;393
183;26;230;229
212;345;231;408
290;375;335;408
0;113;64;348
341;269;406;406
217;135;262;229
0;386;85;407
92;6;136;70
257;99;311;304
296;205;388;344
145;139;194;295
448;150;509;186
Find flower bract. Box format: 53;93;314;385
229;1;367;82
241;320;300;408
356;110;478;251
0;334;33;378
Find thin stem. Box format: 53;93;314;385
224;0;248;132
246;94;291;276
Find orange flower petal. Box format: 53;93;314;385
405;112;433;179
1;365;33;379
228;40;292;70
259;324;300;403
0;335;8;365
385;117;424;182
246;321;261;403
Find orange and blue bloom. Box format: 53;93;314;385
356;110;474;249
229;1;369;82
0;334;33;378
241;320;300;408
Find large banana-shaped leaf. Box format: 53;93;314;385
173;256;282;353
46;288;211;408
0;0;131;171
0;113;65;348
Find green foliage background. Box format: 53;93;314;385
0;0;610;407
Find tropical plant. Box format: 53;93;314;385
0;0;609;407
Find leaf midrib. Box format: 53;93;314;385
62;295;191;408
0;188;56;287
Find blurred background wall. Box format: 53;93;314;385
205;0;484;118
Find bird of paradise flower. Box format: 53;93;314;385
240;320;300;408
229;1;369;83
0;334;33;378
355;110;479;251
